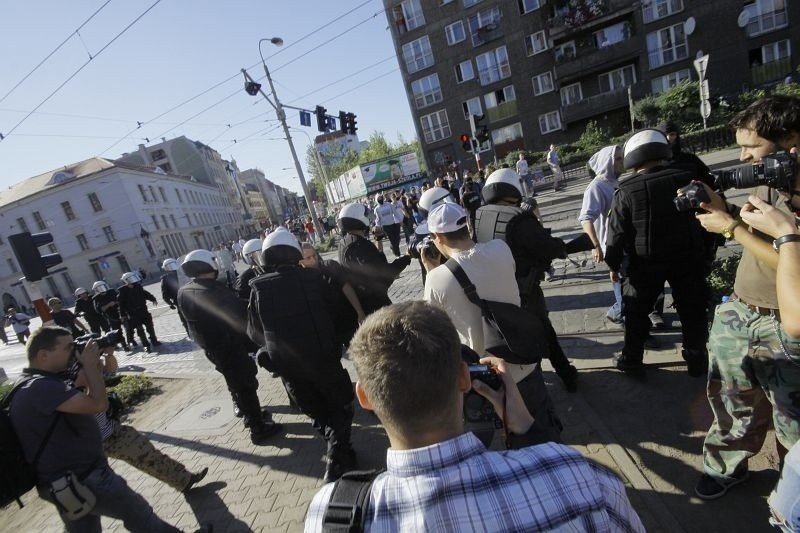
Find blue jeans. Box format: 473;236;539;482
39;465;179;533
606;280;624;321
770;441;800;532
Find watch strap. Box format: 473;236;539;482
722;219;741;239
773;233;800;251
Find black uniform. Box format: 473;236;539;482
234;266;264;302
117;283;159;349
247;266;355;475
160;271;188;334
178;278;270;433
605;165;710;372
51;309;85;337
75;295;107;335
338;233;410;316
475;204;578;389
93;289;130;349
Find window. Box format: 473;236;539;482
32;211;46;231
491;122;523;144
45;278;59;297
554;41;576;63
170;214;178;227
138;184;149;202
532;71;555;96
539;111;562;134
76;233;90;251
87;192;103;212
151;215;160;230
175;189;183;203
158;186;168;203
762;39;791;64
519;0;542;14
468;7;501;47
411;74;443;109
455;60;475;83
402;36;434;74
47;244;57;254
642;0;683;23
599;65;637;93
90;263;103;280
651;68;691;94
148;185;157;203
150;148;166;160
445;21;466;45
61;272;75;292
399;0;425;32
525;31;548;56
484;85;516;109
647;23;688;69
744;0;788;37
7;258;18;274
419;110;451;144
593;22;632;48
116;255;131;273
476;46;511;86
102;225;116;243
462;97;483;119
561;83;583;106
16;217;30;232
161;215;169;229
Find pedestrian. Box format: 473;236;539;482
248;229;357;482
547;143;564;191
373;194;403;258
73;287;107;335
516;153;533;196
305;216;316;244
117;271;161;353
6;307;31;344
178;249;282;445
48;297;87;338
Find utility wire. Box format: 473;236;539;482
0;0;113;105
0;0;163;142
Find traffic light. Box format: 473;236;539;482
315;105;328;132
460;133;472;152
244;81;261;96
339;111;348;134
8;232;63;282
347;113;357;135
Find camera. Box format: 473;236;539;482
674;153;796;212
463;364;503;446
73;330;123;354
412;236;440;260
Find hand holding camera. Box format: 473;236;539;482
75;338;101;368
740;195;799;238
473;357;535;436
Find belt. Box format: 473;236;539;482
730;293;781;321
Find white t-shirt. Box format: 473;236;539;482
374;203;398;226
516;159;529;177
424;240;534;382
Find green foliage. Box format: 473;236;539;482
736;88;767;111
574;120;610;152
707;253;741;305
107;375;158;412
0;382;12;398
658;80;702;125
313;235;337;253
774;82;800;98
632;95;660;127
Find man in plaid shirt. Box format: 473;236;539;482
305;301;644;532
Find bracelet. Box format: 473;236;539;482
722;219;741;239
773;233;800;252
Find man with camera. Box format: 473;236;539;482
422;202;562;445
691;95;800;500
605;129;711;378
304;301;644;531
8;327;181;531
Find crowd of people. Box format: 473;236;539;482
5;95;800;531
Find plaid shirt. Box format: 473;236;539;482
305;432;644;532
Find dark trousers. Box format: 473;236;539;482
522;284;573;377
621;260;709;364
15;329;30;344
382;223;402;257
517;365;563;444
209;351;263;428
128;309;158;346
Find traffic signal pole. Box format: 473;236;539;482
20;278;53;323
468;114;482;170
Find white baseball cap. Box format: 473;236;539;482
427;202;468;233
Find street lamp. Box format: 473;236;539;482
241;37;323;236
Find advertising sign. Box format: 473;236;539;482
360;151;423;193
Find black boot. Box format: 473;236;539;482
323;446;357;483
243;407;273;427
250;420;283;445
556;364;579;393
682;348;708;377
233;400;242;418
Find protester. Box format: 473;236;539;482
48;297;87;338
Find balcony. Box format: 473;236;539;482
751;57;792;86
556;40;639;81
562;82;645;124
486;100;518;122
547;0;633;39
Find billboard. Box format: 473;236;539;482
360;151;423;193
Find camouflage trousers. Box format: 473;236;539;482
703;300;800;481
104;424;192;491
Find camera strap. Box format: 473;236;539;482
4;374;63;468
322;469;382;532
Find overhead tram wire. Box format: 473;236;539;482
98;0;376;156
0;0;114;105
0;0;163;142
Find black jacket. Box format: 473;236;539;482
117;283;157;318
160;272;180;306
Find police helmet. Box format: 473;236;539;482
74;287;88;297
92;281;109;294
181;249;218;278
162;258;179;272
623;129;672;170
242;238;263;266
262;227;302;266
337;203;370;233
482;168;522;204
121;271;141;285
418;187;454;218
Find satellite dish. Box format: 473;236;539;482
684;17;696;35
737;10;750;28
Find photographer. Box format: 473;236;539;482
6;307;31;344
692;95;800;500
305;302;644;532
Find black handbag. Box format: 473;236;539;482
444;259;549;365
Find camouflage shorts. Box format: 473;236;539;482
702;300;800;480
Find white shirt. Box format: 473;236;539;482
516;159;529;176
374;202;399;226
424;240;534;382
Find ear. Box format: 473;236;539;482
355;381;374;411
457;362;472;394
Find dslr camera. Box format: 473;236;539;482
411;236;440;261
73;330;123;354
675;152;796;212
463;364;503;446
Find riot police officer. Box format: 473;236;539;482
248;228;356;482
475;168;579;392
161;258;188;335
118;271;160;353
74;286;107;335
234;238;265;302
178;249;281;445
92;280;130;351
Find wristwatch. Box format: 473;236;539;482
773;233;800;252
721;219;741;240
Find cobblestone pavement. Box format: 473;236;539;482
1;148;779;532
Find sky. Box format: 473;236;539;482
0;0;417;194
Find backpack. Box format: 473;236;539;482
322;469;382;533
0;376;61;508
462;189;482;212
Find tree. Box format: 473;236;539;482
632;95;660;127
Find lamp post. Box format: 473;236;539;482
242;37;323;236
